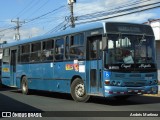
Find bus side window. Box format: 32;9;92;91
90;40;97;59
70;33;85;59
42;39;54;61
3;49;10;64
55;38;64;61
30;42;41;62
88;35;102;60
65;36;70;60
20;44;30;63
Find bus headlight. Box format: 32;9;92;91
154;80;158;84
117;81;121;86
149;80;153;85
105;80;110;85
112;81;116;86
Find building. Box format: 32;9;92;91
144;19;160;81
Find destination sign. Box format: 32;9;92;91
105;22;154;35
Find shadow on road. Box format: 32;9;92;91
3;87;160;106
0;85;17;91
0;88;42;111
88;95;160;106
11;89;73;101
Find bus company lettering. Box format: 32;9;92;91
121;64;131;68
139;64;151;68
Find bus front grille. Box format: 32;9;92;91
129;74;141;77
124;81;146;87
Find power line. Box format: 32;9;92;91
26;0;50;19
45;20;69;34
0;26;15;33
76;3;160;25
12;0;36;19
26;5;66;23
78;0;160;21
44;0;160;34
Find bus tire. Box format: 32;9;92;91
21;76;29;95
71;78;90;102
0;82;2;88
0;80;2;88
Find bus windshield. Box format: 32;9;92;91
106;34;155;65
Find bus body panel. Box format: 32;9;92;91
103;71;158;97
1;64;11;86
1;22;158;101
86;60;103;95
104;85;158;97
16;61;87;93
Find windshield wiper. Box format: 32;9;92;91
138;34;146;47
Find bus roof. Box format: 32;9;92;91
3;21;104;48
2;21;152;48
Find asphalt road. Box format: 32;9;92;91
0;86;160;120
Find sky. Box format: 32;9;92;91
0;0;160;42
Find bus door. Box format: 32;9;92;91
87;35;102;95
10;48;17;86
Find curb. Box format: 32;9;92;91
143;94;160;97
143;91;160;97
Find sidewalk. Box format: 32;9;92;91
143;85;160;97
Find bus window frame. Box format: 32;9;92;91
30;41;41;62
69;33;85;60
2;48;10;64
54;37;65;61
42;39;54;62
19;44;30;63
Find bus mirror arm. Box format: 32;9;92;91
102;36;107;51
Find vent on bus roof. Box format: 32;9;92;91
124;81;146;87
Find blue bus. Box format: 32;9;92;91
1;22;158;102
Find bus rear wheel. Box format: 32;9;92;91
21;76;29;95
71;78;90;102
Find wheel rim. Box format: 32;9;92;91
75;83;85;98
22;82;26;92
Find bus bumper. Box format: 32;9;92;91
104;85;158;97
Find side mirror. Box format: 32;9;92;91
3;41;7;44
102;36;107;51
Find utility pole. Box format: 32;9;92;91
0;34;4;41
0;34;4;48
11;17;25;40
68;0;76;28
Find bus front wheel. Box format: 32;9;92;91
71;78;90;102
21;76;29;95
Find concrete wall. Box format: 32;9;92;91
149;20;160;81
151;21;160;40
156;41;160;81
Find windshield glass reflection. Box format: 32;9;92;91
106;34;155;64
